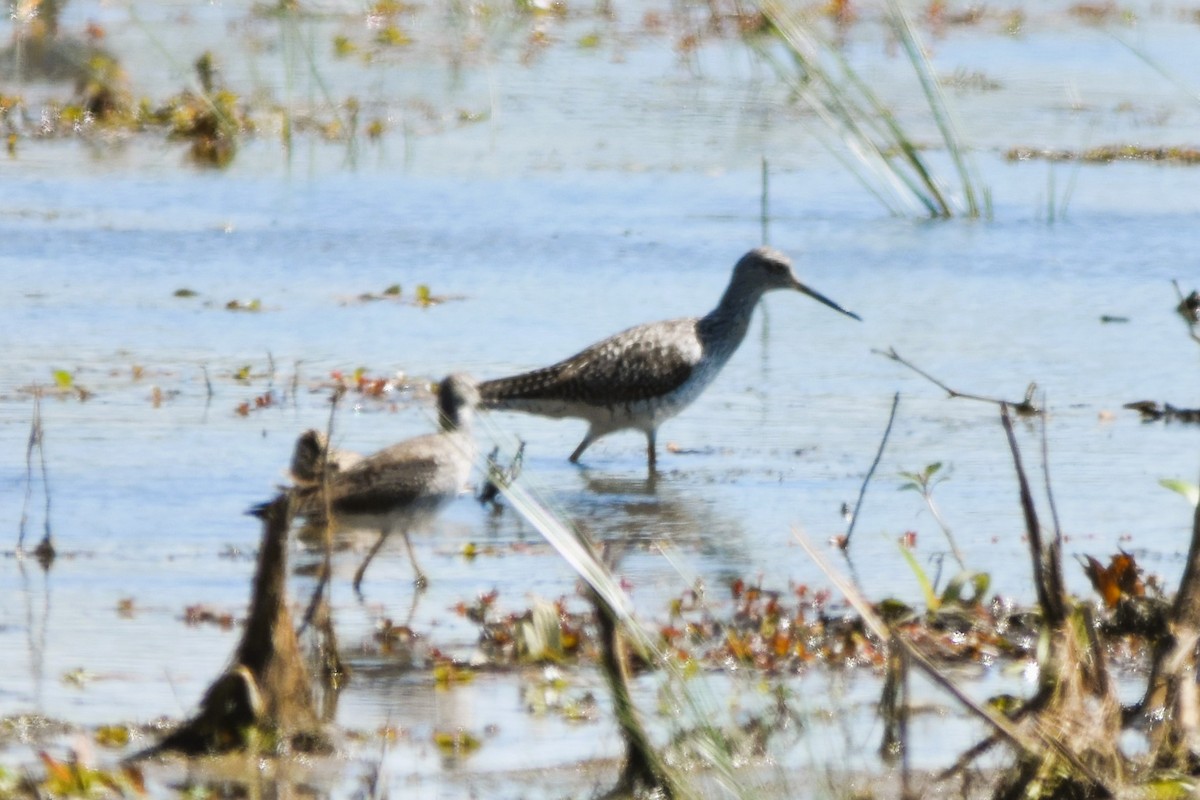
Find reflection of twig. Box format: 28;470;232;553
19;389;55;565
840;392;900;553
201;364;214;400
361;717;392;800
17;557;51;711
291;360;302;409
760;156;770;245
875;347;1040;416
878;633;911;798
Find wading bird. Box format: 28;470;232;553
287;374;479;591
478;247;859;470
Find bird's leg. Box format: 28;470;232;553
645;429;657;473
569;428;598;464
400;528;428;590
353;529;390;596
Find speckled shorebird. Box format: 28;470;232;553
478;247;859;469
288;374;479;591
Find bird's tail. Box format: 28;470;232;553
478;365;568;408
247;485;322;520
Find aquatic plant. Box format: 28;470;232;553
750;0;987;218
898;461;966;570
485;463;797;799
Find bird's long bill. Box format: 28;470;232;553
794;280;861;321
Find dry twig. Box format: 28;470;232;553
840;391;900;553
875;347;1040;416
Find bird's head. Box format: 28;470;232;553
736;247;860;321
437;373;481;429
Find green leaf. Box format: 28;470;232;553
940;571;989;607
52;369;73;389
1160;478;1200;508
383;283;402;296
924;462;942;479
416;284;432;306
877;598;914;623
987;693;1023;715
898;544;938;612
1139;774;1196;799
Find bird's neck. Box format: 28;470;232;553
440;407;473;433
699;277;764;353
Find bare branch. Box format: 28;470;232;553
1000;403;1065;626
875;347;1040;416
841;391;900;552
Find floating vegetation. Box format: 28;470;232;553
17;370;95;402
349;283;405;303
1008;144;1200;164
1124;283;1200;422
522;666;598;721
31;751;146;798
374;24;413;47
93;724;132;749
940;68;1003;92
432;727;482;757
344;283;461;307
457;590;589;665
1124;399;1200;423
160;53;249;168
332;35;357;58
324;367;406;399
235;390;278;417
182;604;237;630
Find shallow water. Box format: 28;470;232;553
4;1;1200;796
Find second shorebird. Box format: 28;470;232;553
478;247;859;469
288;373;479;591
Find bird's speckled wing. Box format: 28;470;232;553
480;318;703;408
